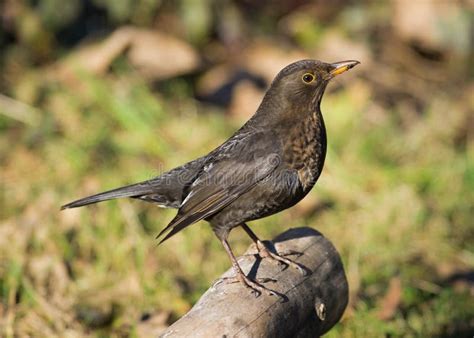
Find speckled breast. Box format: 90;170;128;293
283;109;327;193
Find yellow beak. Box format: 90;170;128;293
330;60;360;76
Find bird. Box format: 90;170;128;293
62;59;359;297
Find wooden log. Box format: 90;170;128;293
160;227;348;338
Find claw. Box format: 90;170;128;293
219;237;288;301
217;276;276;285
217;273;283;299
256;240;310;276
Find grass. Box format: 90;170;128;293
0;64;473;337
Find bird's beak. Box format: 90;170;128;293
330;60;360;77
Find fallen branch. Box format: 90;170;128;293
160;227;348;337
0;93;41;125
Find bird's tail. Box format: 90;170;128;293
61;158;205;210
61;181;156;210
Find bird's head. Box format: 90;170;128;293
265;59;360;109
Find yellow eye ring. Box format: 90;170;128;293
302;73;315;83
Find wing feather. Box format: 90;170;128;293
157;153;280;243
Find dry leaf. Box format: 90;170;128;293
127;28;200;80
51;26;200;83
377;276;402;320
228;80;264;120
392;0;470;54
242;40;308;83
195;64;235;98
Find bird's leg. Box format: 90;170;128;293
240;223;308;276
219;238;280;298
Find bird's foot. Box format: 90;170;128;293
256;240;309;276
215;273;285;300
215;275;276;286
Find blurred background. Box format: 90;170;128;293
0;0;473;336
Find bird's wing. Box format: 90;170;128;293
156;152;281;243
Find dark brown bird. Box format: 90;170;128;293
62;59;359;297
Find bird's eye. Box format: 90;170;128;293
302;73;315;83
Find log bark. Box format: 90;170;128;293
160;227;348;338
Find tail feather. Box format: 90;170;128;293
61;157;206;211
61;182;155;210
